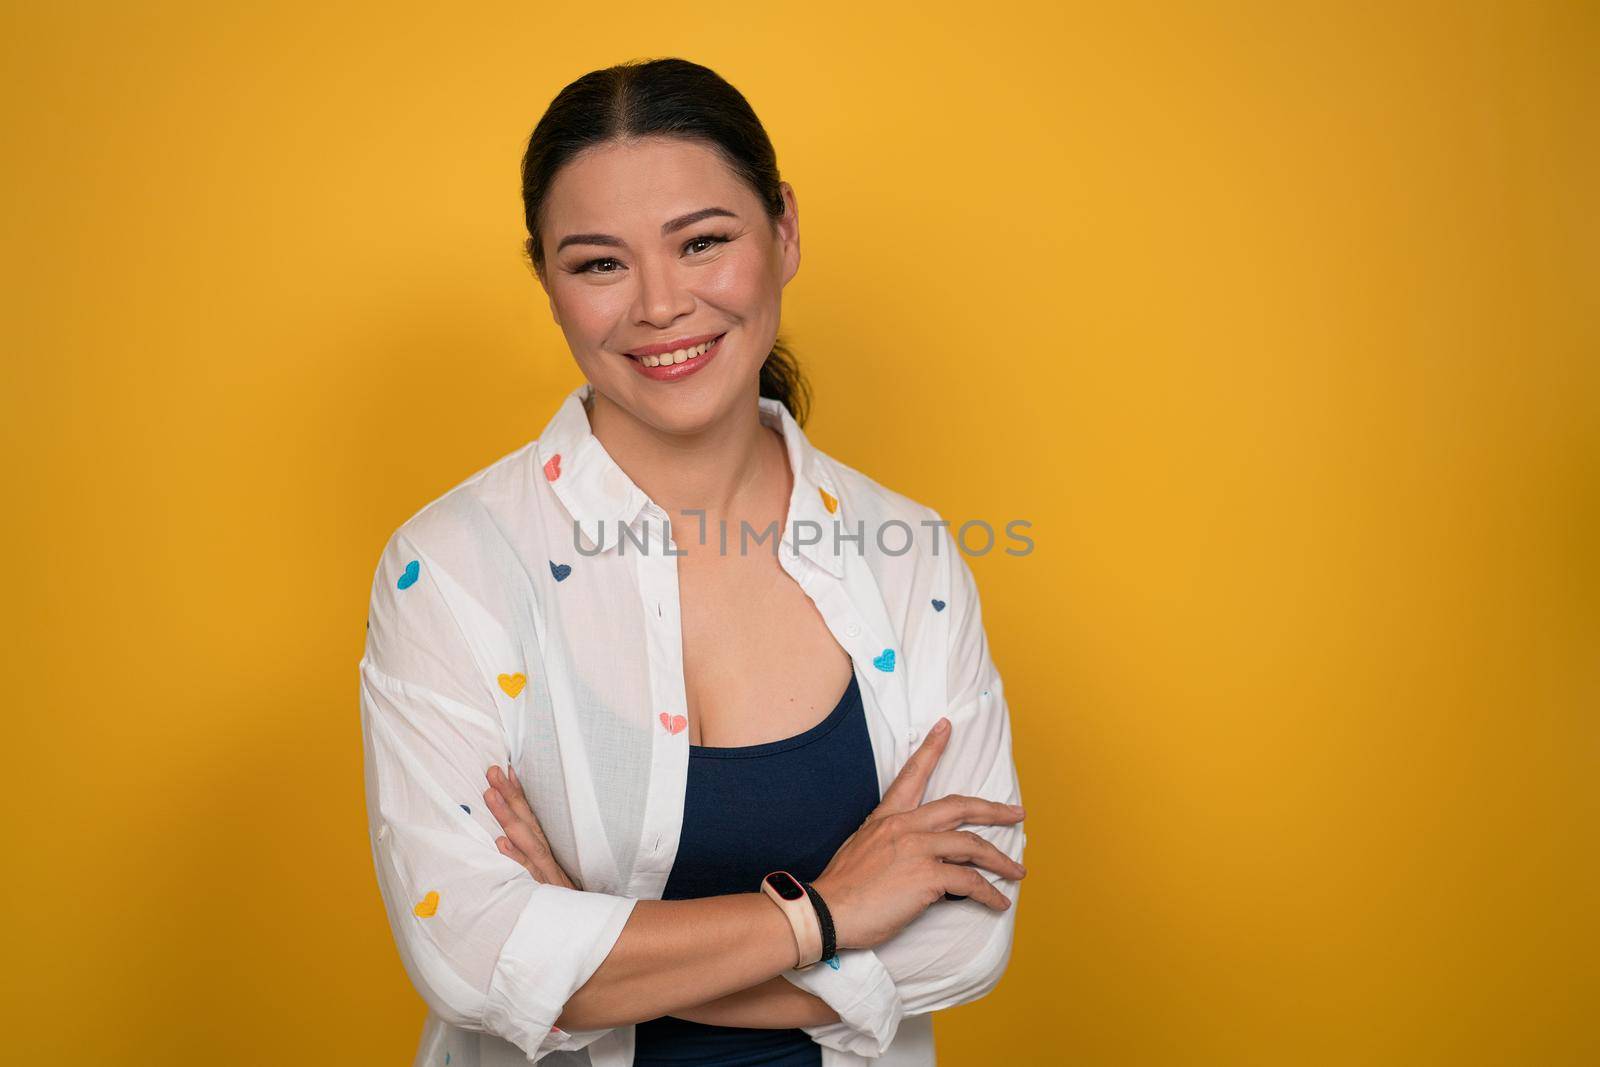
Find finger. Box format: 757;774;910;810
483;786;517;839
496;835;576;891
492;768;556;858
486;766;519;813
501;767;541;828
501;809;554;871
877;718;952;814
544;862;577;890
939;864;1013;911
482;786;544;859
905;793;1025;834
922;829;1027;880
488;765;542;832
495;818;576;890
497;834;535;875
483;785;565;886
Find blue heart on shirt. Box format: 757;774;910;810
872;648;895;672
550;560;572;582
397;559;420;589
931;598;945;612
825;955;840;969
460;804;471;814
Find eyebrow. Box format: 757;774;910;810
555;206;739;254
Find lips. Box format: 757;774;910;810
625;331;726;381
625;331;726;360
625;332;726;368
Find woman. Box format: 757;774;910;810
359;57;1028;1067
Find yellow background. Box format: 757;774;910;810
4;2;1595;1063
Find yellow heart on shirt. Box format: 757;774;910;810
413;890;439;918
498;672;527;698
819;487;837;514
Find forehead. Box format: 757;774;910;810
544;137;753;230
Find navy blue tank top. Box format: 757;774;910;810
633;664;881;1067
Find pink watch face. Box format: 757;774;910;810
765;871;805;901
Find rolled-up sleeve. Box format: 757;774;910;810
783;515;1026;1055
359;528;638;1061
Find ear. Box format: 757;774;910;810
776;181;801;287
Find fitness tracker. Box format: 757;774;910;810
760;870;823;969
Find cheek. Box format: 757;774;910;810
697;246;778;313
553;283;629;341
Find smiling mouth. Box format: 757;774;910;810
627;333;726;368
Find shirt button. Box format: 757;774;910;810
845;623;860;638
906;729;918;745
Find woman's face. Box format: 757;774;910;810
536;136;800;436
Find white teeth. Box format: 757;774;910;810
639;337;718;368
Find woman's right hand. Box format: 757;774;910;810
809;716;1027;951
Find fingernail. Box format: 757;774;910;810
935;717;950;734
1008;804;1025;815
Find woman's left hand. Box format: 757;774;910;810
483;764;577;889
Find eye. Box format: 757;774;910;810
684;232;733;256
570;232;734;276
573;255;623;276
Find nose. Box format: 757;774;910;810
631;252;696;327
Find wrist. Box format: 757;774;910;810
809;873;851;950
800;880;838;967
748;890;804;976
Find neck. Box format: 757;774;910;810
585;388;793;542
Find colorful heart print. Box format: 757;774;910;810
413;890;440;918
872;648;896;672
550;560;572;582
397;559;420;589
659;711;687;735
498;672;527;698
931;598;945;612
544;453;562;481
460;804;471;814
819;487;838;514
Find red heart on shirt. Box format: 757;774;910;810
543;453;562;481
659;711;687;735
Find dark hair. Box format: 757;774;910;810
519;58;812;426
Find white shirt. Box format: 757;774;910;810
358;381;1026;1066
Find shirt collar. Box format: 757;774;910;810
535;382;845;579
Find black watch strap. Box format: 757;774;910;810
800;881;837;966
